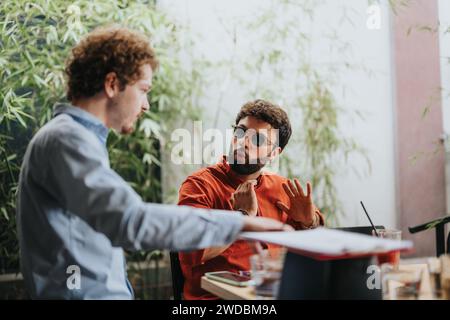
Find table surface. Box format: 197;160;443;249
201;261;434;300
201;276;258;300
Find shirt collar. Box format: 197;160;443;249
53;103;109;146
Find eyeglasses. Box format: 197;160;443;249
232;125;275;148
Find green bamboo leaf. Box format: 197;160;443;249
13;108;33;120
1;207;9;221
9;108;27;128
33;74;48;88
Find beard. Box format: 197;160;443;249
228;148;267;175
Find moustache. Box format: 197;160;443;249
231;149;251;164
230;148;271;165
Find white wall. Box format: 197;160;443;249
158;0;397;228
313;0;396;228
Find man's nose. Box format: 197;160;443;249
236;135;250;150
244;135;250;149
142;98;150;112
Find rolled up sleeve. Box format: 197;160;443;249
177;177;218;267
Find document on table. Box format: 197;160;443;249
239;227;413;259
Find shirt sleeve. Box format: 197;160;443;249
177;176;217;268
178;176;215;209
42;129;244;252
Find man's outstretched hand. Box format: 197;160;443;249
242;216;294;232
276;179;317;226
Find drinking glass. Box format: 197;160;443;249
249;247;286;299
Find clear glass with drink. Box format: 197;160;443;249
381;263;423;300
249;247;286;299
373;229;402;269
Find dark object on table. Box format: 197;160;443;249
278;253;381;299
278;226;385;300
336;225;385;236
408;216;450;257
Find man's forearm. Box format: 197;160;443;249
123;203;245;251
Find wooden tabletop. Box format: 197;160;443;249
201;276;258;300
201;263;434;300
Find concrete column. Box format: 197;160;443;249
391;0;446;257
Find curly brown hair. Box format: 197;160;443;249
235;99;292;150
65;25;159;101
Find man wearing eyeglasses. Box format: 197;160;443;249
177;99;325;300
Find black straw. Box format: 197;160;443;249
360;201;379;237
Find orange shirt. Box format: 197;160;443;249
178;157;324;300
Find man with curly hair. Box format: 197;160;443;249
16;26;290;299
178;99;325;299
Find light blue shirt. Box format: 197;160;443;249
16;103;244;299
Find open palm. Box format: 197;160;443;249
276;179;316;225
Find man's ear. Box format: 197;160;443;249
104;72;120;98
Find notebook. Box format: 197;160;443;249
239;227;414;261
